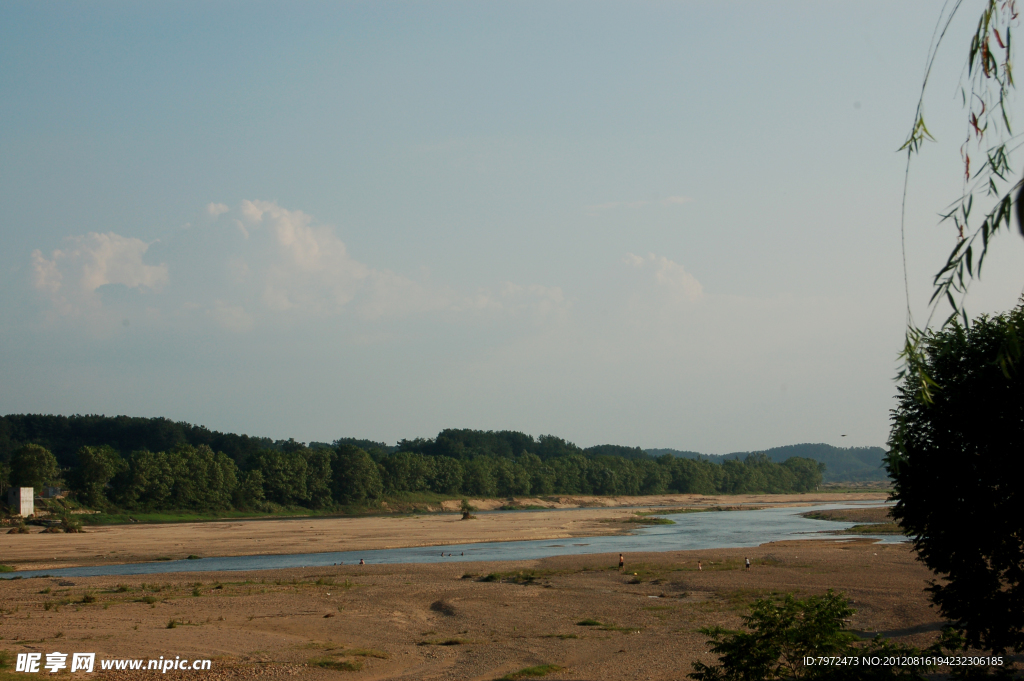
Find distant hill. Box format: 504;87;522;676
646;448;705;460
646;443;888;482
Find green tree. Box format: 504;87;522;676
638;458;669;495
522;452;556;495
233;469;266;510
112;449;174;510
303;448;333;509
690;591;933;680
665;456;717;494
428;456;464;495
462;458;496;496
332;445;383;505
252;450;308;505
889;5;1024;666
9;444;61;492
71;445;123;507
887;300;1024;654
493;458;531;496
549;455;587;493
166;445;238;511
781;458;824;493
379;451;433;493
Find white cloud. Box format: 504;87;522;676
232;199;570;322
206;302;254;332
498;283;568;317
29;200;570;329
625;252;703;302
32;233;168;313
238;199;376;313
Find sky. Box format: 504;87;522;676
2;2;1022;453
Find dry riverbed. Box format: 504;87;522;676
0;493;887;571
0;539;939;681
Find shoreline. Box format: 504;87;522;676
1;492;888;572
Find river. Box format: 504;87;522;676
1;501;902;580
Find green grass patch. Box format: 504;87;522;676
612;560;687;582
575;618;638;632
636;505;754;517
716;588;783;610
619;517;675;525
346;648;388;659
0;566;13;573
43;598;72;611
802;507;892;523
77;503;392;526
478;569;560;585
309;657;362;671
497;664;563;680
838;523;905;535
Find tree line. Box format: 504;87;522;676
0;426;824;514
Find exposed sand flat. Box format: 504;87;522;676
0;540;938;681
0;493;887;571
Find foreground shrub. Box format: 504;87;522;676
689;590;935;680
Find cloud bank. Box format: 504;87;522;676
30;200;572;328
32;233;168;314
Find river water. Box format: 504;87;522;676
2;501;902;580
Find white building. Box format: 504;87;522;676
6;487;34;517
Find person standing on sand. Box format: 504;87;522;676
698;560;702;571
619;554;624;570
745;557;750;570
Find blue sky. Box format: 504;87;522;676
2;1;1022;453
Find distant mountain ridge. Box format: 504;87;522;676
645;443;888;482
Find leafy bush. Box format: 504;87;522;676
689;591;936;680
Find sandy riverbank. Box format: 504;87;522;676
0;493;887;571
0;538;939;681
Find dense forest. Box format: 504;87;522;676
647;444;888;482
0;416;826;514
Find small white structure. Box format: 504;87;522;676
6;487;34;517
